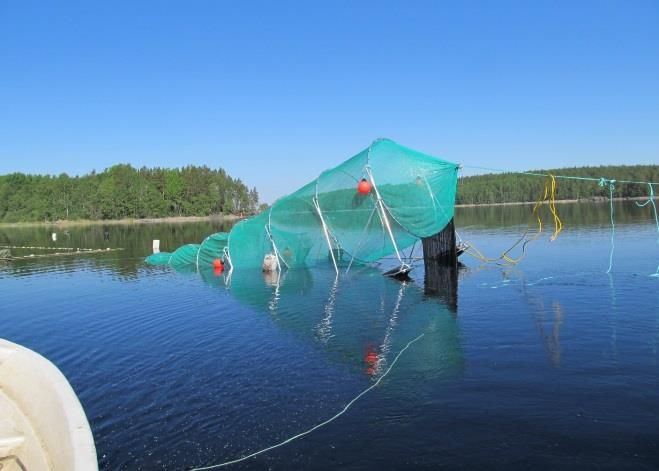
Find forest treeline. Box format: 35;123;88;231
457;165;659;205
3;163;657;222
0;164;260;222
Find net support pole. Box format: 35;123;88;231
422;218;458;312
265;224;287;271
223;246;233;272
421;218;457;267
313;196;339;275
365;167;410;272
196;235;210;272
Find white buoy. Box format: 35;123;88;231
262;253;278;272
51;233;57;241
152;240;160;254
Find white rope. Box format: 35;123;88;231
222;247;233;270
190;332;426;470
365;166;409;272
196;236;210;272
265;224;288;271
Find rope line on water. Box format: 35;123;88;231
190;332;426;470
0;245;96;251
602;179;616;273
461;165;659;186
635;183;659;277
2;248;123;260
461;174;563;266
457;168;658;275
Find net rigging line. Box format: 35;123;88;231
189;332;426;470
460;174;563;266
461;164;659;187
635;183;659;277
457;165;658;275
600;179;617;274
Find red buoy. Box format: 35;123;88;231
213;259;224;270
357;178;371;195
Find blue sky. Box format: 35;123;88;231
1;1;658;203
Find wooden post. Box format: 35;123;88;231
422;218;458;312
422;218;457;268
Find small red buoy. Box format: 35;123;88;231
213;259;224;270
357;178;371;195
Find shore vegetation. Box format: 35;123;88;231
457;165;658;205
0;164;259;223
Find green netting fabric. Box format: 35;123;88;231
197;232;229;267
228;212;272;268
145;252;173;265
145;139;459;271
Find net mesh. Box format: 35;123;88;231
146;139;459;271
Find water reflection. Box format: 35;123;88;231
0;220;234;280
2;203;659;470
533;300;564;367
194;264;465;380
423;262;462;312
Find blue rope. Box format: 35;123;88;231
461;164;659;186
636;183;659;277
460;165;659;275
600;179;616;274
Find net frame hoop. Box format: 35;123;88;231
312;195;339;274
223;246;233;271
365;165;409;271
266;207;289;271
195;235;210;271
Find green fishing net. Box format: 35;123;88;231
146;139;459;271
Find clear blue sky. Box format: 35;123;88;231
1;1;658;203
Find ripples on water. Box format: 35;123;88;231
1;202;658;470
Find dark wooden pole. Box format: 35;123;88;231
422;218;458;312
422;218;457;268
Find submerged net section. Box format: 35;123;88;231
198;232;229;267
146;139;459;272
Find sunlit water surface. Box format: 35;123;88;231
1;202;658;470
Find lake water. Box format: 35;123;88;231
1;202;658;470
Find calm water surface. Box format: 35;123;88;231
1;202;658;470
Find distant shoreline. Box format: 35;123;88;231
1;196;657;226
455;195;658;208
0;214;242;228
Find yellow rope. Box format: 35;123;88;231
462;174;563;266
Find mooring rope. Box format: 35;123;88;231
4;248;124;260
461;165;659;187
456;168;659;274
190;332;426;470
635;183;659;277
461;174;563;266
598;179;617;273
0;245;95;251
